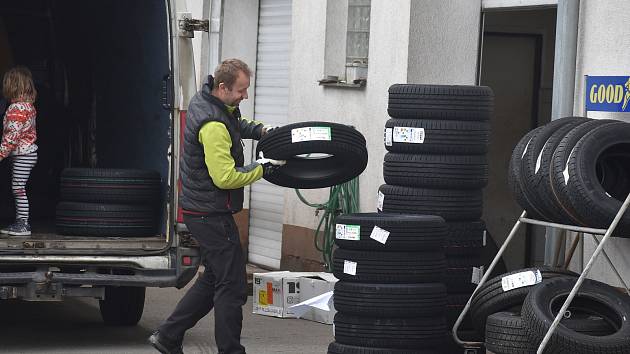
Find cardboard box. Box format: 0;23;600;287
297;273;338;324
252;271;318;318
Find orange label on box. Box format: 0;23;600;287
267;282;274;305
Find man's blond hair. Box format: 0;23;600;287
2;66;37;102
213;59;252;90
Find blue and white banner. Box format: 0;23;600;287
585;76;630;112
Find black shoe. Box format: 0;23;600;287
148;331;184;354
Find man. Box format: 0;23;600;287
149;58;284;354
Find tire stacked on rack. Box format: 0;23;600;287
509;117;630;233
379;84;494;348
329;213;447;354
55;168;161;237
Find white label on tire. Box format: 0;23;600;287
384;128;393;146
482;230;487;247
377;191;385;211
501;270;542;292
343;260;357;275
336;224;361;240
291;127;332;143
393;127;425;144
472;266;484;284
369;226;390;244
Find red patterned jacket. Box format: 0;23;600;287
0;102;38;159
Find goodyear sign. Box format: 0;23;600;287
586;76;630;112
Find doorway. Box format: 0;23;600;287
480;8;557;270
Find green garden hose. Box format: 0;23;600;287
294;177;360;272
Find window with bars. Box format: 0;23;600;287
346;0;371;65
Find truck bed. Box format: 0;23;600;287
0;220;166;251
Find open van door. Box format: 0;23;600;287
169;0;214;232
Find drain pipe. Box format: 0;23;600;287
544;0;580;266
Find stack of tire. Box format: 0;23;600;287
328;213;448;354
55;168;161;237
380;84;493;348
469;267;630;353
509;117;630;232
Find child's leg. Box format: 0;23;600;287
11;152;38;222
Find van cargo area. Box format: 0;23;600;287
0;1;172;253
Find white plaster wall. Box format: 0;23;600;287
221;1;260;123
572;0;630;287
285;0;412;228
407;0;481;85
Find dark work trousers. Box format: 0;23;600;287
159;213;248;354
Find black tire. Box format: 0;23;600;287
519;117;590;222
384;119;489;155
508;128;546;219
327;342;439;354
387;84;494;121
522;277;630;353
255;121;367;189
56;202;157;237
486;310;614;354
444;221;485;256
378;184;482;221
333;282;446;317
383;153;488;189
485;311;536;354
480;230;509;278
563;122;630;233
334;313;446;349
446;293;476;330
445;256;482;293
550;119;619;226
60;168;161;204
99;286;145;326
332;248;445;283
334;213;446;251
469;267;578;334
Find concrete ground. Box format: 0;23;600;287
0;269;333;354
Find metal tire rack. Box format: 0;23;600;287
452;193;630;354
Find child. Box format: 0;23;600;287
0;67;38;236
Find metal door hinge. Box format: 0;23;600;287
177;13;209;38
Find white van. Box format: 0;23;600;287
0;0;202;325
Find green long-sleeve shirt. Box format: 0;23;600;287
198;117;264;190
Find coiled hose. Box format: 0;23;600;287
295;177;360;271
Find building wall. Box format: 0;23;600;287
407;0;481;85
572;0;630;286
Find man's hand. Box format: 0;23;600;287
256;151;286;176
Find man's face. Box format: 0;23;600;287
221;71;250;106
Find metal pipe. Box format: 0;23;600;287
537;192;630;353
563;232;580;269
520;218;607;234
